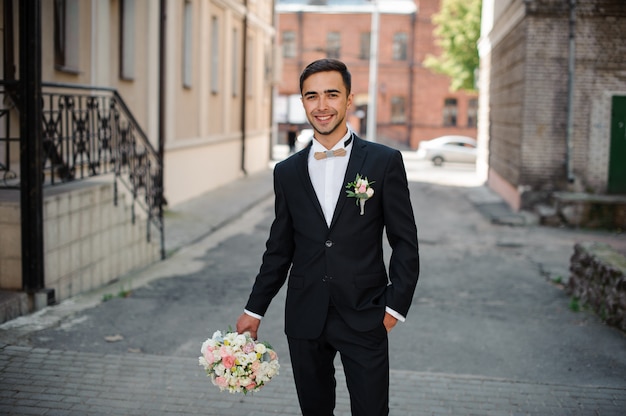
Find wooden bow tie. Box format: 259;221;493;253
314;148;347;160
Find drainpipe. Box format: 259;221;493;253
366;0;379;143
565;0;576;183
19;0;51;306
297;11;303;70
158;0;166;259
240;0;248;175
269;0;277;162
407;10;416;148
3;0;15;84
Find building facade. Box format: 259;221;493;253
275;0;478;150
0;0;276;310
2;0;276;205
478;0;626;212
161;0;276;205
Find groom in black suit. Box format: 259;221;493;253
237;59;419;416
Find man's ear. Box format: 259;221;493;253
347;93;354;109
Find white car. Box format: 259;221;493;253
416;135;477;166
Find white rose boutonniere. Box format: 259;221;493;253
346;174;375;215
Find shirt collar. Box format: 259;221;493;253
311;129;353;153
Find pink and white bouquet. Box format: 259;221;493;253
199;330;280;394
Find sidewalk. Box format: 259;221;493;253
1;156;626;415
163;169;274;255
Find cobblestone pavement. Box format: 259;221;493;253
2;344;625;416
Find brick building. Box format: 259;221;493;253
478;0;626;216
275;0;478;150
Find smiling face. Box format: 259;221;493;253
301;70;353;149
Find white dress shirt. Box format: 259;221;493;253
308;131;353;227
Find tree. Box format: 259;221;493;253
423;0;482;92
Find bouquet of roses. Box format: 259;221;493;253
199;330;280;394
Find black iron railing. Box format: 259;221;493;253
0;81;19;185
0;82;164;257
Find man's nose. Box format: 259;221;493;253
317;96;329;109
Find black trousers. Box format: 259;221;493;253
287;306;389;416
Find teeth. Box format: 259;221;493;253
317;116;331;121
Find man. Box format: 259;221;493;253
237;59;419;416
287;124;297;154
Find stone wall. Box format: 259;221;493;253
0;179;161;307
567;242;626;331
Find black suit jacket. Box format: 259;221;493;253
245;135;419;339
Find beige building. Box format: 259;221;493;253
161;0;276;205
0;0;276;315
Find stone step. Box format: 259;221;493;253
553;192;626;229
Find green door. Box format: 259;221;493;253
608;96;626;193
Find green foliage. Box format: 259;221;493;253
118;287;132;298
569;297;580;312
102;283;132;302
423;0;482;92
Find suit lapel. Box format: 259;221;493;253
329;134;367;229
295;144;326;223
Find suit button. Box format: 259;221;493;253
325;240;333;247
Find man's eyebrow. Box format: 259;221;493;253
303;89;342;96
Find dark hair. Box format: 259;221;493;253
299;59;352;95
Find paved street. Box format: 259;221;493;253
1;151;626;415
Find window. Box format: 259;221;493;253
467;98;478;127
392;32;407;61
120;0;136;80
282;31;296;58
232;28;239;97
443;98;458;127
54;0;79;72
391;96;406;123
182;1;193;88
359;32;370;60
326;32;341;59
210;16;220;94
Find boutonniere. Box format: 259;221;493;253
346;174;375;215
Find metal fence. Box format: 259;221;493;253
0;82;163;256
